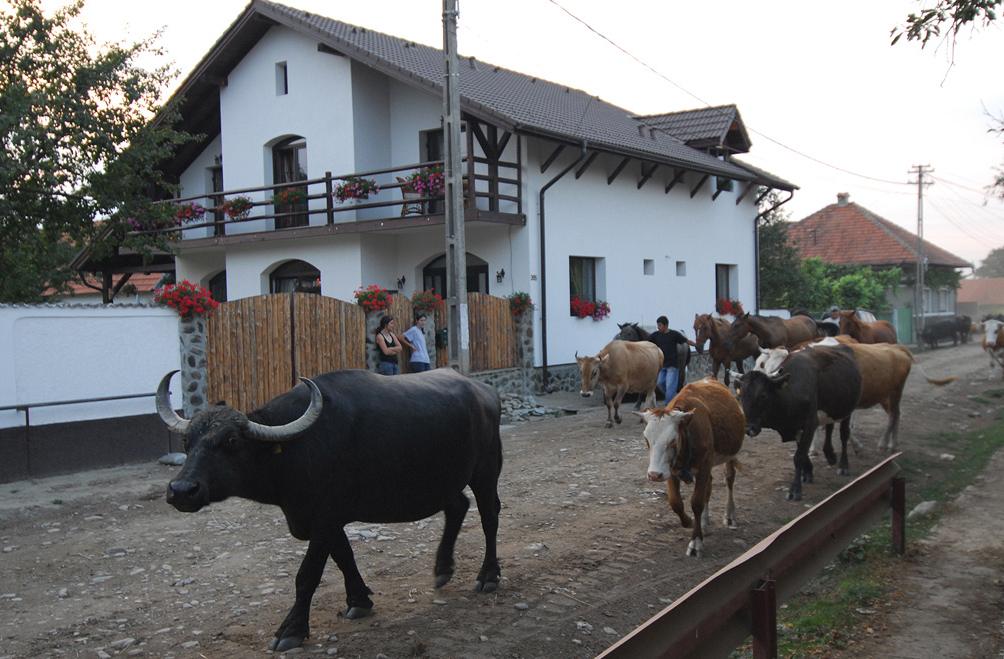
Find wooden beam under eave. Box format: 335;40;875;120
735;181;756;205
664;169;685;194
638;163;659;190
712;187;725;201
540;144;566;174
318;43;345;56
690;174;710;198
607;157;630;185
575;151;599;179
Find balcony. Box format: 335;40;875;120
158;159;525;248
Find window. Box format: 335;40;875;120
270;260;321;295
275;62;288;96
422;253;488;298
676;261;686;277
715;263;736;301
422;128;445;214
643;259;654;276
272;137;308;228
570;256;596;302
208;271;227;303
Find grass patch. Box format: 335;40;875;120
731;391;1004;658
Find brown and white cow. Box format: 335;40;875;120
983;319;1004;378
634;377;745;557
576;340;661;428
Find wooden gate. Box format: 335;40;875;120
433;292;516;370
206;293;365;411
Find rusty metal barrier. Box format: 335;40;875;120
596;454;905;659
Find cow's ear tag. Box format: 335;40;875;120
273;444;282;454
781;381;789;389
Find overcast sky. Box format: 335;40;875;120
46;0;1004;271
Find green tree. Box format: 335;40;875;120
975;246;1004;276
757;192;806;309
891;0;1001;49
0;0;188;302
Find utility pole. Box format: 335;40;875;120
442;0;469;373
909;165;933;344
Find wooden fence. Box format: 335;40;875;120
433;292;516;370
207;292;517;411
206;293;365;411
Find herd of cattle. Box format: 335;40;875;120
148;311;1004;651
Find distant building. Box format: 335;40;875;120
787;192;972;342
958;278;1004;319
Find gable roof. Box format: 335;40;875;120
786;194;972;269
162;0;794;192
633;105;752;154
958;278;1004;305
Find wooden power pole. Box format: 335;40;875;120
442;0;469;373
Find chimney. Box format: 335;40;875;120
837;192;850;207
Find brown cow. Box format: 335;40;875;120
723;312;820;351
693;314;759;386
837;310;897;344
576;340;661;428
634;377;745;557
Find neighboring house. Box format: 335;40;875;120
787;192;972;342
47;273;166;305
958;278;1004;319
74;0;795;380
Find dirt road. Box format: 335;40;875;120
0;340;1000;658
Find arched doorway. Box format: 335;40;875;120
422;253;488;297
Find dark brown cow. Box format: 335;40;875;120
576;340;661;428
723;312;820;352
838;310;897;344
634;377;745;557
734;345;862;500
693;314;759;386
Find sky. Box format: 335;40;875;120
41;0;1004;271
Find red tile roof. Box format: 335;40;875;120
786;196;972;269
51;273;165;299
958;278;1004;305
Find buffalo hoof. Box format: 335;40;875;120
343;605;373;619
838;467;851;476
786;490;802;501
475;579;499;593
434;572;454;588
604;421;613;429
269;635;305;652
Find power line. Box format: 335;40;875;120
545;0;909;187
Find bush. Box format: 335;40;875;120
154;280;220;317
411;289;443;313
507;291;535;317
353;284;390;312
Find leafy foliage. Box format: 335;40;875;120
402;165;445;197
0;0;190;302
507;291;535;317
353;284;389;312
410;289;443;313
757;193;808;309
153;280;220;316
976;246;1004;277
891;0;1001;48
219;195;254;221
570;296;610;321
715;298;743;316
333;176;380;202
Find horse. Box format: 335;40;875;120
837;310;897;344
722;312;820;352
693;314;759;386
792;310;841;337
615;321;690;398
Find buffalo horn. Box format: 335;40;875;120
156;371;190;435
245;377;323;442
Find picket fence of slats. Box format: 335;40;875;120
207;292;516;412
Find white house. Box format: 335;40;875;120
76;0;796;382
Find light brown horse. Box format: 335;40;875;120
693;314;759;386
723;312;820;351
837;310;897;344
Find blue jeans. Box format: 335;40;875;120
410;362;432;373
379;361;399;376
657;367;678;400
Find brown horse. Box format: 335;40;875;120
723;312;820;351
693;314;759;386
837;310;897;344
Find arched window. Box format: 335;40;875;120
270;260;321;295
272;137;308;229
422;253;488;297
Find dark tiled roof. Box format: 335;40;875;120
634;105;752;153
787;200;972;269
168;0;794;191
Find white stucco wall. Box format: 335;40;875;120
0;305;181;428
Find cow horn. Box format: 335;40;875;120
245;377;323;442
156;371;190;435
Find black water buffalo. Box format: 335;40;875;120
156;368;503;652
733;345;862;501
921;318;959;348
955;315;973;344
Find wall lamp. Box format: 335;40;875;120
496;268;505;284
397;276;406;289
